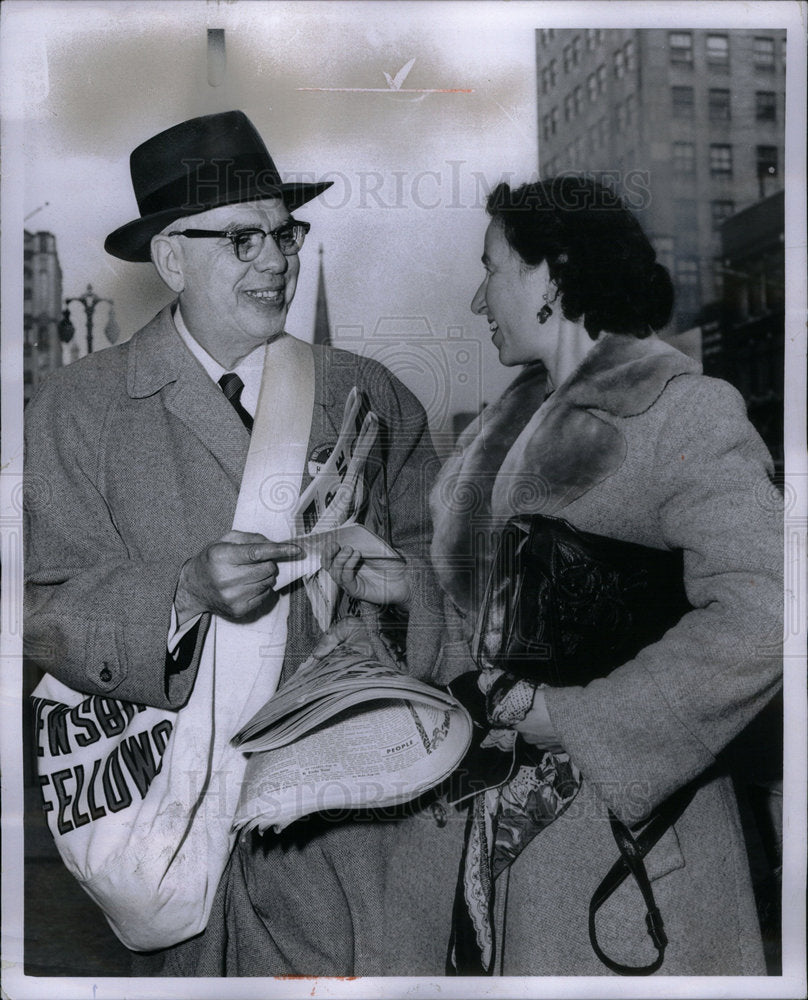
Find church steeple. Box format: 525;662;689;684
313;244;331;346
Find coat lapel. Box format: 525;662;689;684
431;333;700;613
127;305;251;487
492;333;701;521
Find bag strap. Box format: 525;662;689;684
589;787;694;976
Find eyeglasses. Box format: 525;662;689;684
167;219;311;262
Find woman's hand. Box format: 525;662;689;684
321;540;411;607
514;688;565;752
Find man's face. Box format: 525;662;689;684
169;198;300;366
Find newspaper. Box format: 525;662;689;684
231;643;473;834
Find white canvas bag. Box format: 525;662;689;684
32;335;315;951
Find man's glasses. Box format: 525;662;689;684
167;219;311;262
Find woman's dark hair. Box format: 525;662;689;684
486;176;674;339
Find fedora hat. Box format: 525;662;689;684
105;110;333;262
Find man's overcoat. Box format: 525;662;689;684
25;305;464;975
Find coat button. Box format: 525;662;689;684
100;665;112;682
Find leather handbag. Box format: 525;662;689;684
455;513;695;975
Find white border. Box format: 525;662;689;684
2;2;805;999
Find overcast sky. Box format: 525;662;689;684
6;0;803;447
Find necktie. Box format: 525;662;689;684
218;372;254;433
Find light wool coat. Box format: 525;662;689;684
431;332;782;975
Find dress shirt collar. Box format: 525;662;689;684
173;305;265;418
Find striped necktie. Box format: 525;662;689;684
218;372;254;432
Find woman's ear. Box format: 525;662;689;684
150;235;185;293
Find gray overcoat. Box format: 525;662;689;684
24;305;463;975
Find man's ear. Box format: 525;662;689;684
151;234;185;293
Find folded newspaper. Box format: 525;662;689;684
231;640;473;833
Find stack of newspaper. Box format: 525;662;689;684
231;643;472;833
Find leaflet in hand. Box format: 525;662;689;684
274;522;403;592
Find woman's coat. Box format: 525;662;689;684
431;331;782;975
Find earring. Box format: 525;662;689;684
537;292;553;325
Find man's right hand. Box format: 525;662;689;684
175;530;302;623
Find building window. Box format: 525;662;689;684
756;145;778;179
613;48;625;79
624;38;636;71
653;235;675;271
587;72;598;102
564;93;573;122
596;64;607;93
541;67;550;95
755;90;777;121
625;92;636;127
549;59;557;87
672;86;694;118
711;200;735;230
539;29;555;46
710;144;733;176
616;101;627;134
708;88;731;121
573;85;583;116
563;44;572;73
753;36;775;70
675;258;700;292
673;141;695;175
669;32;693;66
706;34;729;69
586;28;600;51
674;198;698;228
542;114;552;142
572;35;582;66
551;106;559;135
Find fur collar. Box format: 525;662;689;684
430;332;700;614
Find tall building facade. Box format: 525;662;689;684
536;28;786;333
702;190;785;472
24;229;64;405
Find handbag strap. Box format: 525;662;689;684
589;786;694;976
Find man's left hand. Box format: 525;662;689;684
321;540;410;607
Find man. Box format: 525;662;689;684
25;110;463;975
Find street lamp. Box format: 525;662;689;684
62;284;117;354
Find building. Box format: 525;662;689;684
536;28;786;334
702;190;784;472
24;229;64;405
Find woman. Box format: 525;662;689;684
430;177;782;975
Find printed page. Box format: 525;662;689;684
233;699;472;833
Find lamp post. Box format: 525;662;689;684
60;284;118;355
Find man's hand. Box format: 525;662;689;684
175;530;302;623
321;540;410;607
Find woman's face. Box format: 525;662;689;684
470;220;560;367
